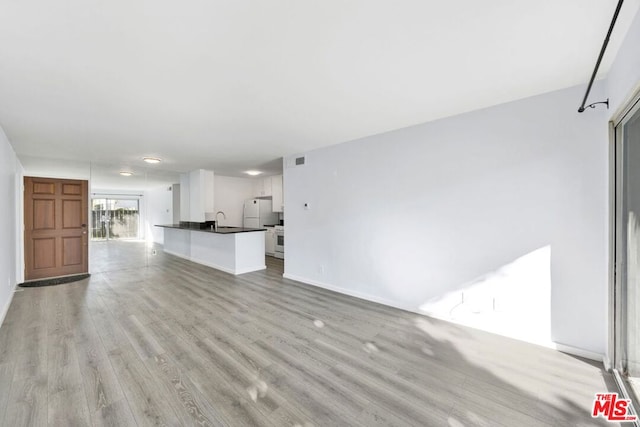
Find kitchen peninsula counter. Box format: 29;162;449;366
156;224;266;275
157;224;266;234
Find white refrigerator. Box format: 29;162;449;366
243;199;278;228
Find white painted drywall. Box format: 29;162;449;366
20;155;91;180
213;176;255;226
284;82;610;355
189;170;203;222
180;173;190;221
172;184;180;224
608;7;640;115
189;169;215;222
181;169;215;222
144;185;173;244
0;126;23;325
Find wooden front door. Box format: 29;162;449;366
24;177;89;281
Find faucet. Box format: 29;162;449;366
214;211;226;231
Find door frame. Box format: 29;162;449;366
609;88;640;418
23;176;90;281
15;167;25;285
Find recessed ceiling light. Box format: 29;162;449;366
245;170;262;176
119;171;133;176
143;157;162;164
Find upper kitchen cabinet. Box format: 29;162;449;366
253;176;273;198
271;175;283;213
252;175;283;212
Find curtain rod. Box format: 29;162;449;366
577;0;624;113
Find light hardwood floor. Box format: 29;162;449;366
0;241;622;426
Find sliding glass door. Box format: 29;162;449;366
91;198;140;240
614;97;640;407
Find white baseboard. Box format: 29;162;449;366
283;273;606;363
551;342;604;362
282;273;413;312
0;288;16;327
163;249;190;261
164;249;265;276
193;258;265;276
234;265;267;275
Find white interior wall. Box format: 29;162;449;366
284;82;610;355
20;155;91;180
607;8;640;115
14;155;24;287
144;185;173;244
0;126;23;325
172;184;180;223
180;173;190;222
214;176;255;226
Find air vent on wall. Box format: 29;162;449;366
285;155;307;168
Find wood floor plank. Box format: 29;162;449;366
356;403;416;427
47;386;92;427
88;296;137;354
0;363;15;419
118;315;165;360
0;305;20;365
106;347;182;427
90;398;138;427
13;324;48;380
144;353;229;426
447;390;554;427
182;356;279;427
74;331;127;417
0;241;622;426
47;331;84;396
2;374;48;427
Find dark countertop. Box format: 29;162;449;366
155;224;266;234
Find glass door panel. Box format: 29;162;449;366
91;198;108;240
91;198;140;241
615;99;640;406
106;199;140;240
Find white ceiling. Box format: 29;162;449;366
1;1;639;182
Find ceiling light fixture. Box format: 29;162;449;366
119;171;133;176
143;157;162;164
245;170;262;176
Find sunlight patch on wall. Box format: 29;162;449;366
419;246;551;346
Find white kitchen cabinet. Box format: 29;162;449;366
253;176;273;198
252;179;261;198
271;174;283;212
265;227;275;255
180;169;214;222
